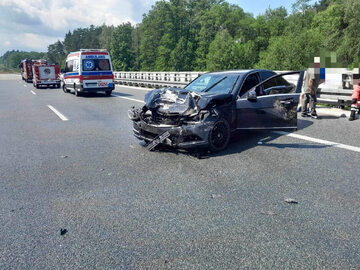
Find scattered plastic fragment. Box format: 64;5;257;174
61;155;68;159
211;194;221;199
60;229;68;236
284;198;298;204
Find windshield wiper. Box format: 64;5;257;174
201;77;227;93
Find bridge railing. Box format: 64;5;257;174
114;71;203;88
113;70;356;107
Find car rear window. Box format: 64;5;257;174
82;59;111;71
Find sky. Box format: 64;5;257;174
0;0;315;56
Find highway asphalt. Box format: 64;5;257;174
0;75;359;269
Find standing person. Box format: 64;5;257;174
301;66;321;119
349;81;360;121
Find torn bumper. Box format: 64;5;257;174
132;119;214;149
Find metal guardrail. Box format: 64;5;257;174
113;71;203;88
113;70;355;107
317;88;353;107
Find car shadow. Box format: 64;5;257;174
111;92;135;98
297;118;313;130
75;92;133;98
145;129;331;159
317;115;347;120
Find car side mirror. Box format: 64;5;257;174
247;89;257;102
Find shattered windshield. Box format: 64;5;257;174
185;74;239;94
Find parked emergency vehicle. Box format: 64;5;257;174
62;49;115;96
32;60;60;89
19;59;34;82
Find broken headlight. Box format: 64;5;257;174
183;110;210;124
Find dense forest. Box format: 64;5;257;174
0;51;47;72
1;0;360;72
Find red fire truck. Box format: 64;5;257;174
32;60;61;89
20;59;34;82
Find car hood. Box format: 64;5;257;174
144;87;232;116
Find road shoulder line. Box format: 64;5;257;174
111;94;145;104
274;131;360;153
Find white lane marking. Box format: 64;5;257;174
30;90;36;95
47;105;68;121
115;85;152;91
111;94;144;104
274;131;360;153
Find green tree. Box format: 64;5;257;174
99;24;115;51
47;41;65;65
110;23;135;71
312;3;345;51
337;0;360;67
206;30;236;71
170;37;195;71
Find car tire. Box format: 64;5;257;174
208;119;230;152
74;89;80;96
62;84;68;93
35;84;40;89
105;90;112;96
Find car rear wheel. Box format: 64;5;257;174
105;90;112;96
62;84;69;93
208;119;230;152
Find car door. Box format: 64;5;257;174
235;72;262;128
236;71;305;130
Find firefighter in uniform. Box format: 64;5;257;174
349;81;360;121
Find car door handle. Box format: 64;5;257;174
280;99;294;105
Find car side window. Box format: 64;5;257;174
263;74;297;95
260;70;276;81
65;60;74;73
73;60;79;71
239;73;260;97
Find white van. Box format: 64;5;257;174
62;49;115;96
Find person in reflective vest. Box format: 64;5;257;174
349;81;360;121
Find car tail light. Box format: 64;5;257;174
112;73;115;81
79;75;83;83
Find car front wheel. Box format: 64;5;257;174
208;119;230;152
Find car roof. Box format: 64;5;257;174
205;69;275;76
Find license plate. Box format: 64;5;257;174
98;81;108;87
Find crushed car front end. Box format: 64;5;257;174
128;88;221;149
130;110;217;149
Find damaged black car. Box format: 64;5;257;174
128;70;304;152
